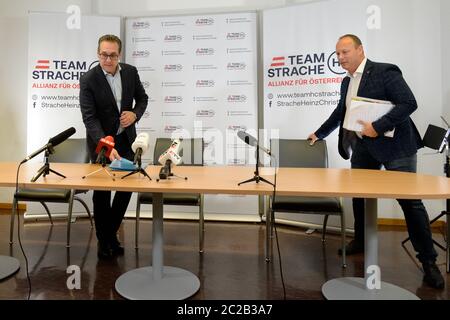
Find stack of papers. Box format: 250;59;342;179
109;158;138;171
343;97;395;138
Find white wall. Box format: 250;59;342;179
92;0;304;16
442;0;450;122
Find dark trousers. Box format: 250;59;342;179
350;139;437;263
93;133;134;244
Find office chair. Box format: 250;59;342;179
10;138;93;248
135;138;205;252
266;139;346;267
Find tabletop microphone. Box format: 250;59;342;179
131;132;149;164
22;127;76;163
158;138;183;179
237;130;271;155
48;127;76;148
95;136;115;164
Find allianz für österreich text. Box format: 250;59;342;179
267;77;343;87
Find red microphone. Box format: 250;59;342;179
95;136;115;163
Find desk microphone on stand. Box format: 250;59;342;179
25;127;76;182
122;132;151;180
157;138;186;182
237;131;274;186
82;136;116;180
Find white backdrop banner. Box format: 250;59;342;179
125;12;259;218
28;13;120;152
263;0;444;225
27;13;120;216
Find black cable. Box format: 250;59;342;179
269;158;286;299
15;162;31;300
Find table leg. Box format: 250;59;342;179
321;198;419;300
446;199;449;273
115;193;200;300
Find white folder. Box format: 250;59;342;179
343;96;395;138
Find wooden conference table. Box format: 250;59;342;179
1;162;449;300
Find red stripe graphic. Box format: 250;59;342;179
270;56;285;67
35;59;50;69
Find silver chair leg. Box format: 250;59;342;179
10;198;18;244
199;195;205;253
66;190;75;248
40;201;54;225
135;194;141;249
322;215;329;242
74;196;93;227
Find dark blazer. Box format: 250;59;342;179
80;63;148;161
315;59;423;162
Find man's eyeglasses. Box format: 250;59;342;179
98;53;119;61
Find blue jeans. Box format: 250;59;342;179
351;140;437;263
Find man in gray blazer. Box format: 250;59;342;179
309;34;443;289
80;34;148;259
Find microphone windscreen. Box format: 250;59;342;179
48;127;76;147
237;130;256;147
131;132;149;153
95;136;115;157
237;130;246;142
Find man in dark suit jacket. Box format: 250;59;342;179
308;34;443;289
80;34;148;259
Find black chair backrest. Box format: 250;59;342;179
270;139;328;168
49;138;89;164
153;138;204;166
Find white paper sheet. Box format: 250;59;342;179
343;97;395;138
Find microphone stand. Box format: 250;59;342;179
121;153;151;181
238;143;274;187
156;160;188;182
82;153;115;181
31;149;66;182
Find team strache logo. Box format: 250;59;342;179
226;32;246;40
164;64;183;72
195;18;214;26
195;48;214;56
227;62;246;70
132;21;150;29
227;95;247;103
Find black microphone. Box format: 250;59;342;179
237;130;271;155
48;127;76;147
159;159;172;179
22;127;76;163
133;148;143;165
